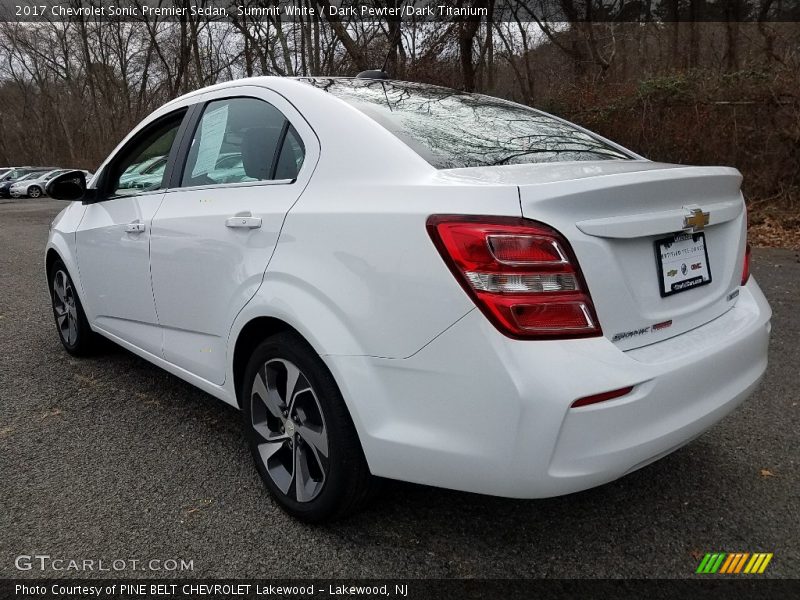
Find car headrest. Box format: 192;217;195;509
241;126;281;180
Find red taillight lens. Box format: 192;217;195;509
427;215;602;339
741;242;751;286
487;234;567;265
571;386;634;408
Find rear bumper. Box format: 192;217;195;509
325;279;771;498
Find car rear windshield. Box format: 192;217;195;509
301;78;631;169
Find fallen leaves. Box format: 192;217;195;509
748;212;800;250
40;408;63;420
759;469;777;478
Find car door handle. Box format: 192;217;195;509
125;221;146;234
225;213;262;229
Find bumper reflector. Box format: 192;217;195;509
571;386;634;408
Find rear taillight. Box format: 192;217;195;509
741;242;751;285
427;215;602;339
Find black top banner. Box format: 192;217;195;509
3;0;800;22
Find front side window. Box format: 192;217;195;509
302;78;631;169
180;97;305;188
110;112;184;196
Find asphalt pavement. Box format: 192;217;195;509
1;197;797;579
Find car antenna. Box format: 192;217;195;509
356;69;389;80
355;34;396;81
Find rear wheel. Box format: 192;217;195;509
49;259;99;356
241;332;375;522
28;186;42;198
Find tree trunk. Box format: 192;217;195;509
458;0;487;91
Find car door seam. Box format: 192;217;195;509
222;103;322;380
148;191;170;357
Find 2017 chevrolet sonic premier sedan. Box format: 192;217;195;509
45;76;771;522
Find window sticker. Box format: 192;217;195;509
192;104;229;177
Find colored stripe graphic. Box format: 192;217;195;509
744;553;774;574
698;552;772;574
758;554;773;573
720;553;742;574
745;554;762;574
719;554;736;574
697;553;726;573
733;553;750;573
696;554;713;573
710;553;726;573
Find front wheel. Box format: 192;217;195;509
242;332;375;522
28;186;42;198
49;260;99;356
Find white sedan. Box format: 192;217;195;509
44;76;771;522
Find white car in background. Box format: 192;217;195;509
10;169;65;198
44;76;771;522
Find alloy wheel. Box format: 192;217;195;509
52;270;78;346
29;187;41;198
250;358;329;503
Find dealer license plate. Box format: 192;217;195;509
655;232;712;297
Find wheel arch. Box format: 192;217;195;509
45;247;62;280
45;247;77;298
228;275;371;408
229;313;364;434
230;313;377;487
231;316;300;409
45;242;90;319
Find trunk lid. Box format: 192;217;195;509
439;161;747;350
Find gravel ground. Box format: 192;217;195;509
1;197;797;579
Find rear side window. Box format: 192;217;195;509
181;97;304;187
275;125;305;180
303;78;630;169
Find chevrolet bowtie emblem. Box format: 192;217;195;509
684;208;710;232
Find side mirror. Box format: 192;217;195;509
46;170;98;202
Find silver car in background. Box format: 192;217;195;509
10;169;92;198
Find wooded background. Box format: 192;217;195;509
1;1;798;242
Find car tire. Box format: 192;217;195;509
28;186;42;198
48;259;100;356
241;332;375;522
